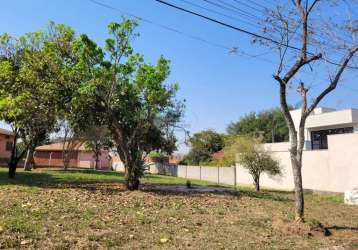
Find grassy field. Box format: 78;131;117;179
0;168;357;249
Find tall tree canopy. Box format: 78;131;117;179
184;129;224;165
0;19;183;184
0;24;72;177
72;19;183;190
227;107;289;143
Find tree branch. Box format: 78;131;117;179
306;46;358;115
282;53;322;83
273;75;297;138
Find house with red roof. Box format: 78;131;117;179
0;128;14;164
34;142;111;169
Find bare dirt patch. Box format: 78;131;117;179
272;218;331;237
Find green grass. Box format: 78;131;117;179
0;167;357;249
0;167;216;187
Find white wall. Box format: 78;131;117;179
113;133;358;193
236;133;358;193
290;108;358;149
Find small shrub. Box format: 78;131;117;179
223;136;281;191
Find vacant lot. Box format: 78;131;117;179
0;168;357;249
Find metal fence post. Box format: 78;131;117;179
199;165;202;180
234;165;237;190
217;166;220;184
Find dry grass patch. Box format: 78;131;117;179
0;168;357;249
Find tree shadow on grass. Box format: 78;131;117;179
326;225;358;232
0;168;126;194
238;189;293;202
0;168;292;202
140;183;293;202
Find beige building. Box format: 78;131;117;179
290;107;358;150
257;107;358;192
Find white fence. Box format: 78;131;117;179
148;163;238;186
146;133;358;193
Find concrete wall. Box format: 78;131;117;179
235;133;358;193
146;164;237;186
143;133;358;193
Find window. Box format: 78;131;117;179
311;127;353;150
6;141;13;151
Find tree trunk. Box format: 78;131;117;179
94;159;99;170
254;175;260;191
289;131;305;222
291;156;304;222
8;160;17;179
8;132;19;178
24;146;35;171
63;151;70;171
95;159;99;170
124;161;140;190
123;151;143;191
94;151;100;170
112;126;144;191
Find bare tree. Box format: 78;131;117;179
83;126;112;170
261;0;358;222
58;121;84;170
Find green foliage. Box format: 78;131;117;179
0;23;76;174
0;18;182;183
184;130;224;165
222;136;281;191
70;18;183;189
227;107;289;143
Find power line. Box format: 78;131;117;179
154;0;309;51
246;0;270;10
177;0;261;29
203;0;260;22
232;0;264;13
88;0;231;51
233;0;353;57
87;0;278;65
208;0;350;53
153;0;358;70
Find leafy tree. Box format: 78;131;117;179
72;19;183;190
0;26;69;177
55;29;105;170
185;129;224;165
83;126;112;170
223;136;281;191
227;107;289;143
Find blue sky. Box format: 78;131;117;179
1;0;358;152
